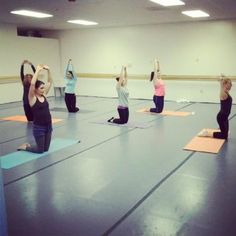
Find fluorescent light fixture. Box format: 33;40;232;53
149;0;185;7
182;10;209;18
67;20;98;25
11;10;53;18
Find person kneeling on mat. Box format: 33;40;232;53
198;75;232;140
108;66;129;124
18;64;53;153
148;59;165;113
64;59;79;113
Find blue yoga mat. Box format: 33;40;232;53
0;166;7;236
0;138;80;169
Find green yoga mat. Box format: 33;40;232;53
0;138;80;169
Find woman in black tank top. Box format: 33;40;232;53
18;64;53;153
198;77;232;139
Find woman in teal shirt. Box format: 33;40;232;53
64;59;79;112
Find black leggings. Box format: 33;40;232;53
26;132;52;153
213;113;229;139
113;107;129;124
150;95;164;113
65;93;77;112
23;103;34;121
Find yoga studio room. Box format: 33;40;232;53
0;0;236;235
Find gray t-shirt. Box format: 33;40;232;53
116;86;129;107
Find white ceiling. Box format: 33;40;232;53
0;0;236;30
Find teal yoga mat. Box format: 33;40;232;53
0;138;80;169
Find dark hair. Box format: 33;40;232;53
25;74;33;78
68;70;73;77
150;71;154;81
116;77;120;82
35;80;45;89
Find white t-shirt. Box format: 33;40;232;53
116;86;129;107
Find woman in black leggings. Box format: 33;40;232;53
198;76;232;140
18;64;53;153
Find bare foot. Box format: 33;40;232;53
198;129;212;137
17;143;30;151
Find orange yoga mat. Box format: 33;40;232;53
137;108;192;117
0;115;62;124
184;129;225;154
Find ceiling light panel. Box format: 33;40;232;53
11;10;53;18
182;10;210;18
149;0;185;7
67;20;98;25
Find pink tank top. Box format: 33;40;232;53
154;79;165;96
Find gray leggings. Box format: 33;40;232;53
26;132;52;153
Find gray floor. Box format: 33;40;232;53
1;96;236;236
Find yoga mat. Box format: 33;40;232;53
137;108;192;117
0;115;62;124
51;107;94;113
183;129;225;154
0;138;80;169
0;166;7;236
90;120;151;129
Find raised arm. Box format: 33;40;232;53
44;66;53;95
117;66;127;87
153;59;161;83
28;64;44;105
20;60;36;82
219;74;228;100
65;59;71;74
29;60;36;73
20;60;27;82
69;59;77;80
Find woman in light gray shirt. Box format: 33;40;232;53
108;66;129;124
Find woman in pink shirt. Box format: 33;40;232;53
149;59;165;113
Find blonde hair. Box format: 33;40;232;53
222;78;232;85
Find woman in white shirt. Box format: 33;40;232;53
108;66;129;124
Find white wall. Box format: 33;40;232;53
0;23;61;104
44;20;236;103
1;20;236;104
77;78;236;103
55;20;236;76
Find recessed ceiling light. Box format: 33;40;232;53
149;0;185;7
10;10;53;18
182;10;210;18
67;20;98;25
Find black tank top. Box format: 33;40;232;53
220;93;232;116
31;96;52;125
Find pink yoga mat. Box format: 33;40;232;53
184;129;225;154
1;115;62;124
137;108;192;117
